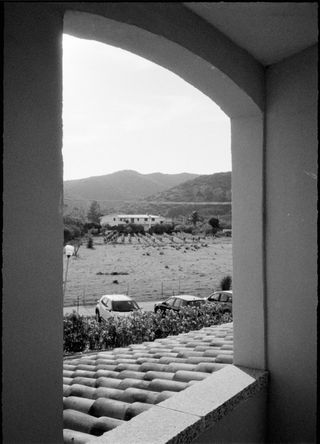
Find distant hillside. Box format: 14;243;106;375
64;170;199;204
145;172;231;202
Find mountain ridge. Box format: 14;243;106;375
64;170;199;203
145;171;231;203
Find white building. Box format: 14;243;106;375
100;214;167;229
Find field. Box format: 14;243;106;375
63;234;232;307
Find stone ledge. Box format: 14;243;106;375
158;364;267;430
87;365;268;443
86;406;203;444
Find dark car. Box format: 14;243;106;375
206;290;232;313
154;295;206;314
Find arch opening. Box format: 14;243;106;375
63;9;267;371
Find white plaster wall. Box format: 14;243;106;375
231;116;266;370
4;3;316;444
265;45;317;443
2;4;265;443
63;8;264;118
3;4;64;443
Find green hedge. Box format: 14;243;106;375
64;303;232;354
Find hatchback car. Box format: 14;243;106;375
95;294;141;322
206;290;232;313
154;295;206;314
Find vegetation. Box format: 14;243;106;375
64;303;232;354
149;223;174;235
147;171;231;203
220;275;232;291
173;224;193;234
208;217;221;235
114;223;145;235
63;171;232;228
87;200;102;225
190;210;202;227
86;236;94;249
64;170;198;203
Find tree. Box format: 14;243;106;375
220;275;232;291
190;211;201;227
87;201;102;225
208;217;220;235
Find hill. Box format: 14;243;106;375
145;172;231;202
63;170;232;227
64;170;199;205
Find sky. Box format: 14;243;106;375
62;34;231;181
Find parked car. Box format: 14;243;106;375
206;290;232;313
154;295;206;314
95;294;141;322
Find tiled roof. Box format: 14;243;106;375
63;322;233;444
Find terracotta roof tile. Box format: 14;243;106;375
89;398;130;419
63;322;233;442
63;396;95;414
143;370;175;381
64;428;94;444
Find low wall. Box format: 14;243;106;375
87;365;268;444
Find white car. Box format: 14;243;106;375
95;294;141;322
206;290;232;313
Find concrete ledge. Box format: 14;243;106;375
158;365;267;429
87;406;203;444
87;365;268;443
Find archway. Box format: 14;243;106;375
64;9;266;370
3;4;268;443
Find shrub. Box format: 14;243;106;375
84;222;101;234
149;223;174;235
200;223;214;236
113;224;145;235
173;224;193;234
208;217;221;235
64;225;82;243
63;303;232;354
86;236;94;249
220;275;232;290
63;311;89;353
64;226;73;243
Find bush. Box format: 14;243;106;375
173;224;193;234
149;223;174;235
220;275;232;290
87;236;94;249
64;311;89;353
64;225;82;243
84;222;101;234
200;223;214;236
63;303;232;354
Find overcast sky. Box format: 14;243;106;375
62;34;231;181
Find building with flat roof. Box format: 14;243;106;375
100;214;167;229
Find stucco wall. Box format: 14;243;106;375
3;3;317;444
63;8;264;118
231;115;266;370
3;4;64;443
265;45;317;443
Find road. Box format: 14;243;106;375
63;300;160;317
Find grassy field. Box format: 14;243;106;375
63;234;232;307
